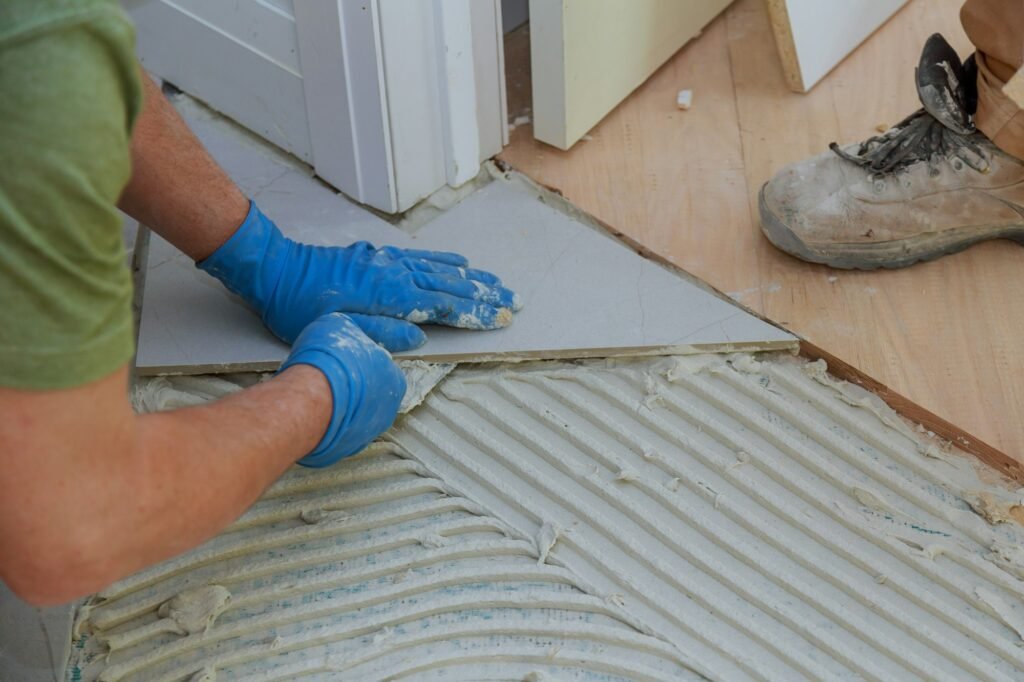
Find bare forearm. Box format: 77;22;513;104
118;69;248;261
0;365;330;605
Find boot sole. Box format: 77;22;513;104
759;184;1024;270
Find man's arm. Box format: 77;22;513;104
0;26;405;607
0;363;330;606
118;73;247;261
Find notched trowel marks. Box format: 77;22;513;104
69;440;698;681
77;351;1024;681
393;352;1024;681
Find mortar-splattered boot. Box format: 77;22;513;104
760;34;1024;270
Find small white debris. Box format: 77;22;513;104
697;480;718;499
299;509;331;524
676;89;693;110
158;585;232;636
919;544;948;560
642;374;664;410
189;668;217;682
419;533;448;549
726;451;751;473
607;593;627;607
536;522;565;565
616;468;640;483
827;276;838;283
665;477;682;491
372;626;394;645
874;574;888;585
581;134;594;141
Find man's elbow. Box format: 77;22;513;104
1;535;120;607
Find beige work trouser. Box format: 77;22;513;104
962;0;1024;158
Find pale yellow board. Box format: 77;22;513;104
501;0;1024;461
528;0;732;150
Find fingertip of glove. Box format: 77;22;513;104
495;307;514;328
402;325;429;351
380;325;427;353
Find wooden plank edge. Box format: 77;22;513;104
800;339;1024;484
763;0;805;93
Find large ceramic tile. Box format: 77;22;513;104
135;97;794;375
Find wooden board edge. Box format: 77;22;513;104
763;0;806;93
799;339;1024;484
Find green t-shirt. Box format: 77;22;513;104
0;0;141;389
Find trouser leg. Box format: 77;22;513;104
961;0;1024;158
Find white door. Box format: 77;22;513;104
528;0;733;150
765;0;909;92
124;0;508;213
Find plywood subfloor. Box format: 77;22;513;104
500;0;1024;461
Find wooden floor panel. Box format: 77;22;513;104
499;0;1024;460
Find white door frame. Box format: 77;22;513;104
294;0;508;213
130;0;507;214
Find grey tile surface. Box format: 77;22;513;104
136;97;794;375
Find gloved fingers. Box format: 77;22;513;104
402;258;504;286
410;271;522;311
345;313;428;352
400;294;512;330
397;248;470;267
379;246;469;267
285;312;407;468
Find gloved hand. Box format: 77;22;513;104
198;202;521;351
279;312;406;467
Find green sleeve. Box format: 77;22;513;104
0;2;142;389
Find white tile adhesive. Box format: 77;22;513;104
70;353;1024;681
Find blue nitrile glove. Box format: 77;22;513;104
197;202;522;351
280;312;406;467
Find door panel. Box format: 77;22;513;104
126;0;506;213
125;0;312;161
766;0;908;92
529;0;732;150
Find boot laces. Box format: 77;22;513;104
829;108;989;177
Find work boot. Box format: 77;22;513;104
760;34;1024;270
